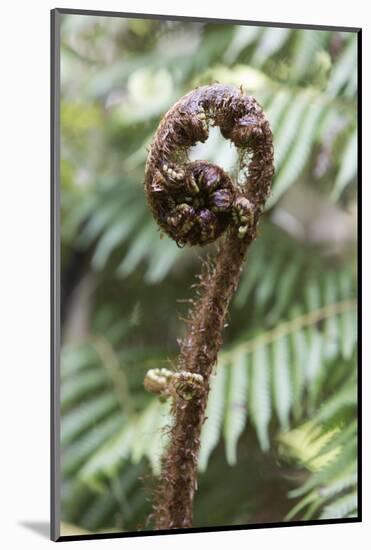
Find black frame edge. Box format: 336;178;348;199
51;7;61;543
356;28;362;523
54;7;361;33
57;517;361;542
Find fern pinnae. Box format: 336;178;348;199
344;65;357;98
273;92;310;171
255;250;284;311
290;325;307;419
327;34;358;98
314;382;357;425
319;490;357;519
223;350;249;465
291;30;330;83
319;471;357;500
76;189;131;249
144;237;183;284
331;128;357;200
265;89;292;132
322;271;340;360
272;335;292;431
79;423;136;491
117;223;158;277
338;270;357;360
234;241;264;307
268;100;327;206
131;400;165;465
79;491;118;530
199;364;227;472
61;368;108;411
284;491;318;521
289;437;356;499
222;25;261;64
340;309;357;360
251;27;291;67
61;343;100;379
146;403;172;475
92;203;146;271
309;424;357;467
61;393;119;447
249;345;271;451
301;495;327;521
62;414;123;478
305;329;324;410
267;260;302;324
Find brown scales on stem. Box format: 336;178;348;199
143;84;274;529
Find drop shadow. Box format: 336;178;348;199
19;521;50;539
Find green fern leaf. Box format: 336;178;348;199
290;327;307;419
79;488;119;530
145;239;183;284
272;336;292;431
249;346;271;451
273;92;311;172
314;382;357;424
199;362;227;471
92;204;145;270
79;424;135;492
61;344;99;379
223;25;261;64
331;129;357;200
291;30;330;82
340;309;357;360
251;28;290;67
267;260;302;323
268;100;326;206
62;414;123;477
265;89;292;132
235;241;264;307
61;393;119;446
289;437;356;498
61;369;108;411
223;350;249;465
305;329;323;385
117;223;157;277
320;491;357;519
327;35;357;97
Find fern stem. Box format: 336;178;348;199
154;235;253;528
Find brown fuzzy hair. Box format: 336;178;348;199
144;84;274;529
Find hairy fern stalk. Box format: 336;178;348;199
144;84;274;528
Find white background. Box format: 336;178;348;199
1;0;368;548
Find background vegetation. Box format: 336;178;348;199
60;14;358;535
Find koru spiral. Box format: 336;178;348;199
143;85;274;530
144;83;274;247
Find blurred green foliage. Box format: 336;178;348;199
59;14;358;535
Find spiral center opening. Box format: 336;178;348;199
188;126;239;174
